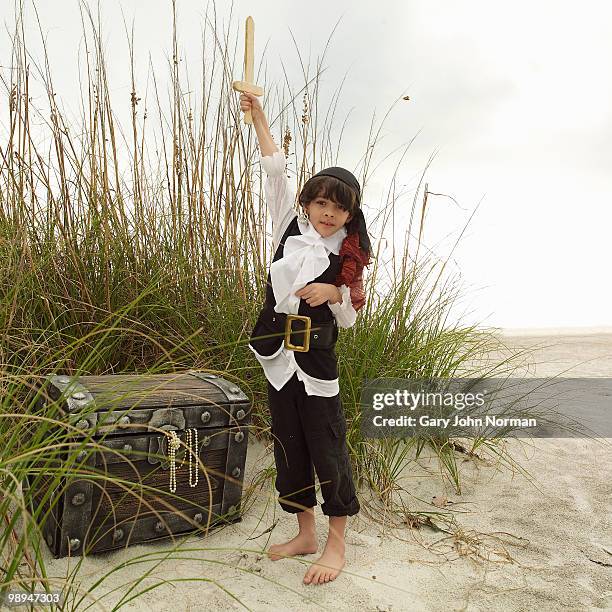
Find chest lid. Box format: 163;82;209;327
35;371;250;437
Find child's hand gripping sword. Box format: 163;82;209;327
232;16;264;124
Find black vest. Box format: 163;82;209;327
249;216;341;380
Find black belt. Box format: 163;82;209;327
260;307;337;352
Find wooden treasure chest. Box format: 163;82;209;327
26;371;251;558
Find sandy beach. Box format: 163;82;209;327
39;329;612;611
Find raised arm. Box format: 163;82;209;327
239;93;296;250
240;93;278;157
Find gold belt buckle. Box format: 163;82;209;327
284;315;311;352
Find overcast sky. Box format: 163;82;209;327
2;0;611;330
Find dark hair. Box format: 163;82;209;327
298;175;364;245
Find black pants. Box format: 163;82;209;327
267;372;360;517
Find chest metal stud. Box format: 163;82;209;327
69;538;81;551
71;493;85;506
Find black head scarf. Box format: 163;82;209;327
304;166;373;258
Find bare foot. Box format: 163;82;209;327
267;531;318;561
303;538;345;585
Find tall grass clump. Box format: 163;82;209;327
0;0;539;606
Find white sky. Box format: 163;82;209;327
2;0;611;330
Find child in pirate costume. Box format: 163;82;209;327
239;92;373;586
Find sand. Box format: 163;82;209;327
38;329;612;611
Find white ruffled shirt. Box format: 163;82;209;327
248;149;358;397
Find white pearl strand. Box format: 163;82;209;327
166;428;199;493
186;427;199;488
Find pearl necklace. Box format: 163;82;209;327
186;427;199;488
166;428;199;493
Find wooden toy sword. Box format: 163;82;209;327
232;16;264;124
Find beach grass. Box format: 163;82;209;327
0;1;547;608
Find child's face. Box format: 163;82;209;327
304;196;353;238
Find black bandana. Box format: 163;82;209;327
304;166;373;257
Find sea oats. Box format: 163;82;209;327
282;125;292;157
301;91;309;125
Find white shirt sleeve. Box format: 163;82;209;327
328;284;358;328
260;150;297;252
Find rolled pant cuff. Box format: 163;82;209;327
278;496;318;514
321;498;360;517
